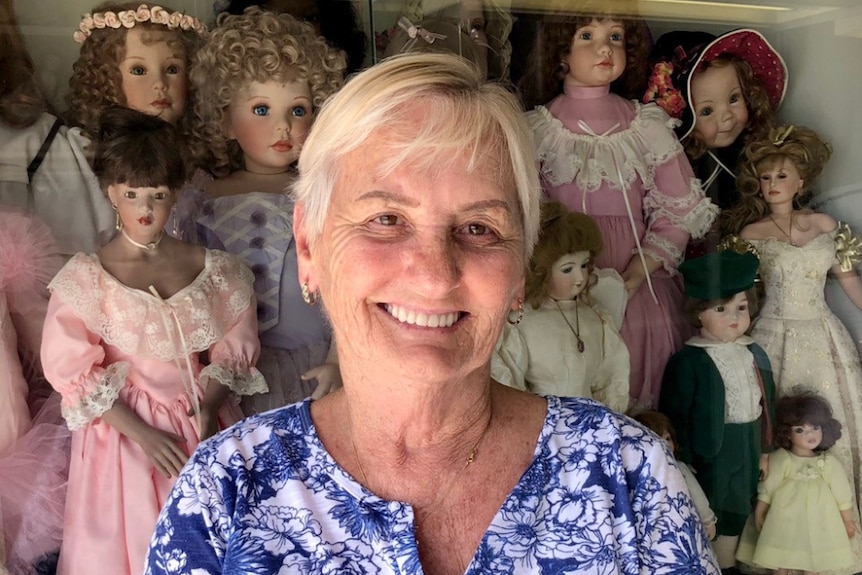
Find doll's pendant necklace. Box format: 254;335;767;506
121;229;163;251
769;212;796;246
555;299;585;353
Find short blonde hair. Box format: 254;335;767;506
294;52;540;260
188;7;345;176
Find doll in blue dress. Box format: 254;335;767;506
175;7;347;414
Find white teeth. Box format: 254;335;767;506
385;304;458;328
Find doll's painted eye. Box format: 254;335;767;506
699;107;713;117
578;31;592;41
154;192;168;200
291;105;309;118
560;265;574;274
130;65;146;76
124;190;138;199
729;93;740;104
610;32;624;42
165;65;181;75
714;305;726;312
252;104;269;117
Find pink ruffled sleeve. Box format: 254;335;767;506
41;293;129;430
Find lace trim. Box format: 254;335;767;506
643;178;718;240
528;102;683;191
641;233;683;271
199;363;268;397
704;345;762;424
48;251;255;361
61;362;129;430
834;221;862;272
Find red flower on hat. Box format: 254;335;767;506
643;62;685;118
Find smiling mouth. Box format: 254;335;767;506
383;304;463;328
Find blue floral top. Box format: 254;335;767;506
145;396;719;574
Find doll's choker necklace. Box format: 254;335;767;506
121;229;163;251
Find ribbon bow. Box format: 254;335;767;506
772;125;795;146
397;17;447;46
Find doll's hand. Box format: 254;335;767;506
132;423;188;478
758;453;769;480
705;521;716;541
845;519;857;539
187;404;220;441
621;262;647;298
304;363;343;400
754;501;769;532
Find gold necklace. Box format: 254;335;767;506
768;212;796;246
555;299;585;353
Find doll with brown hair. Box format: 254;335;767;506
174;7;346;413
523;0;716;409
40;107;266;575
659;249;775;570
644;29;786;214
727;124;862;573
736;393;856;574
634;410;717;540
492;202;629;413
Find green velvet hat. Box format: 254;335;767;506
679;250;759;300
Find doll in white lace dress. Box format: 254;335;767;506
728;124;862;574
40;108;265;575
521;3;716;409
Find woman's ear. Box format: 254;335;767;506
293;202;316;290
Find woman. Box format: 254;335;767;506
145;53;719;575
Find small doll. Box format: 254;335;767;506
644;29;787;214
523;1;717;409
736;393;855;574
728;125;862;572
177;8;345;413
493;202;629;413
659;249;775;570
634;410;717;540
40;107;266;575
0;1;205;258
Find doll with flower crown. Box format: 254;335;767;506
726;124;862;573
0;1;205;258
173;8;346;413
41;107;266;575
492;202;629;413
521;1;716;409
659;249;775;570
644;29;786;218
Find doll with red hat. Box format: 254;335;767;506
659;249;775;570
644;29;787;216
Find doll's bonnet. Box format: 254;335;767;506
643;29;788;141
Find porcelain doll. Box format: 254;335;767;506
634;410;717;540
659;249;775;570
728;124;862;573
0;1;205;258
493;202;629;413
40;107;266;575
644;29;787;214
736;393;855;574
524;3;717;409
175;8;345;413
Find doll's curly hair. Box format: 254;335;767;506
722;125;832;235
774;392;842;452
517;0;650;109
0;0;52;127
188;7;346;177
633;410;677;455
65;1;203;138
525;202;603;309
684;55;776;160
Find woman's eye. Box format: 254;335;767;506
252;104;269;116
375;214;399;226
464;223;491;236
291;105;308;118
130;66;145;76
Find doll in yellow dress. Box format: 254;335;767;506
736;393;855;574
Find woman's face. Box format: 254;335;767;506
548;251;590;301
564;19;626;88
697;291;750;343
120;28;187;124
298;129;525;384
690;63;749;149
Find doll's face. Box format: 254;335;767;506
564;19;626;88
697;291;750;343
790;423;822;455
548;251;591;301
107;183;174;239
759;157;803;209
690;64;749;149
120;28;188;125
227;79;314;175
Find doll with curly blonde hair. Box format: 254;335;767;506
493;202;630;413
729;125;862;573
175;7;346;414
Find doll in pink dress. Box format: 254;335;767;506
524;6;717;409
174;8;346;414
41;107;266;575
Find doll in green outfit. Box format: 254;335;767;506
659;249;775;570
736;393;855;574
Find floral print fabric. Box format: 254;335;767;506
145;396;719;574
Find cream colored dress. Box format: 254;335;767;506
748;228;862;574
